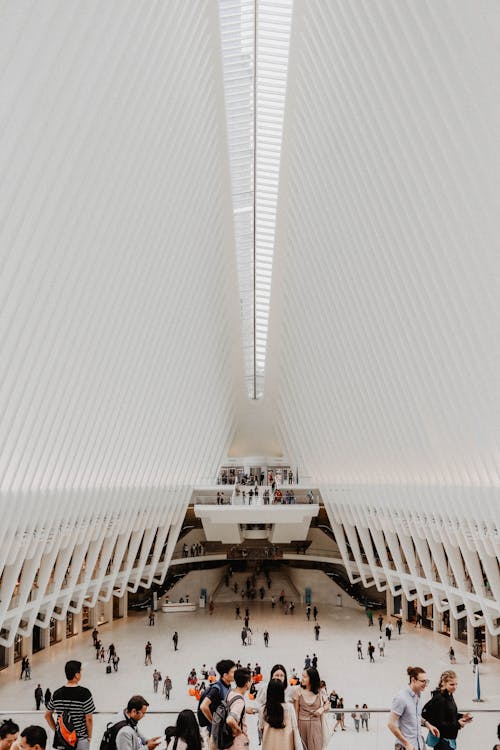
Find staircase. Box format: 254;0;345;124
213;566;301;604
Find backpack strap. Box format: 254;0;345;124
227;695;245;725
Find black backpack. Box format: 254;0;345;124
53;711;78;750
99;718;130;750
197;682;223;728
211;694;244;750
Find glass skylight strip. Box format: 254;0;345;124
219;0;292;398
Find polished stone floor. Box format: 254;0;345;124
0;602;498;749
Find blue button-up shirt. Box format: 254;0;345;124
391;686;424;749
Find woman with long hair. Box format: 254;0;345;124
422;670;472;749
255;664;294;742
166;709;203;750
261;679;302;750
294;668;329;750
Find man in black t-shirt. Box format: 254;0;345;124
198;659;235;737
45;660;95;750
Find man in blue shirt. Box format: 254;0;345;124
388;666;439;750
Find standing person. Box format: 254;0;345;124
304;656;311;669
311;654;318;669
357;640;363;659
0;719;19;750
114;695;161;750
173;632;179;651
241;628;247;647
263;630;270;647
94;639;101;660
367;642;375;663
378;636;385;657
397;618;403;635
145;642;153;665
294;668;328;750
224;668;252;750
148;610;155;626
197;659;235;738
386;623;393;641
20;657;27;680
45;660;95;750
332;698;345;732
351;705;360;732
44;689;51;708
91;628;98;646
163;676;172;700
153;670;161;693
313;606;318;622
166;709;202;750
422;670;472;748
112;653;120;672
306;606;311;622
34;685;43;710
360;704;370;731
448;647;456;664
261;679;301;750
378;614;384;632
99;646;105;663
107;644;116;663
255;664;295;712
313;624;320;641
387;666;439;750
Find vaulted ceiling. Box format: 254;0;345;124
0;0;499;641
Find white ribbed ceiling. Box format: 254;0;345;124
1;0;500;492
268;0;500;486
0;0;242;493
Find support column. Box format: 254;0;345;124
486;629;499;659
23;634;33;658
466;618;475;654
449;612;458;641
385;589;394;616
116;590;128;619
56;619;66;642
73;611;83;636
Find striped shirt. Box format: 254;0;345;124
48;685;96;740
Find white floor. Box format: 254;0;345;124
1;602;498;749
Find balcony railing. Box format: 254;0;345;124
3;709;499;750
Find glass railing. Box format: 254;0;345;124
2;708;499;750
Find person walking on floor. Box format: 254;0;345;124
145;641;152;665
378;614;384;632
35;684;43;710
263;630;269;647
367;642;375;663
172;632;179;651
360;704;370;731
313;606;318;622
163;676;172;700
153;669;161;693
357;640;363;659
313;624;320;641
